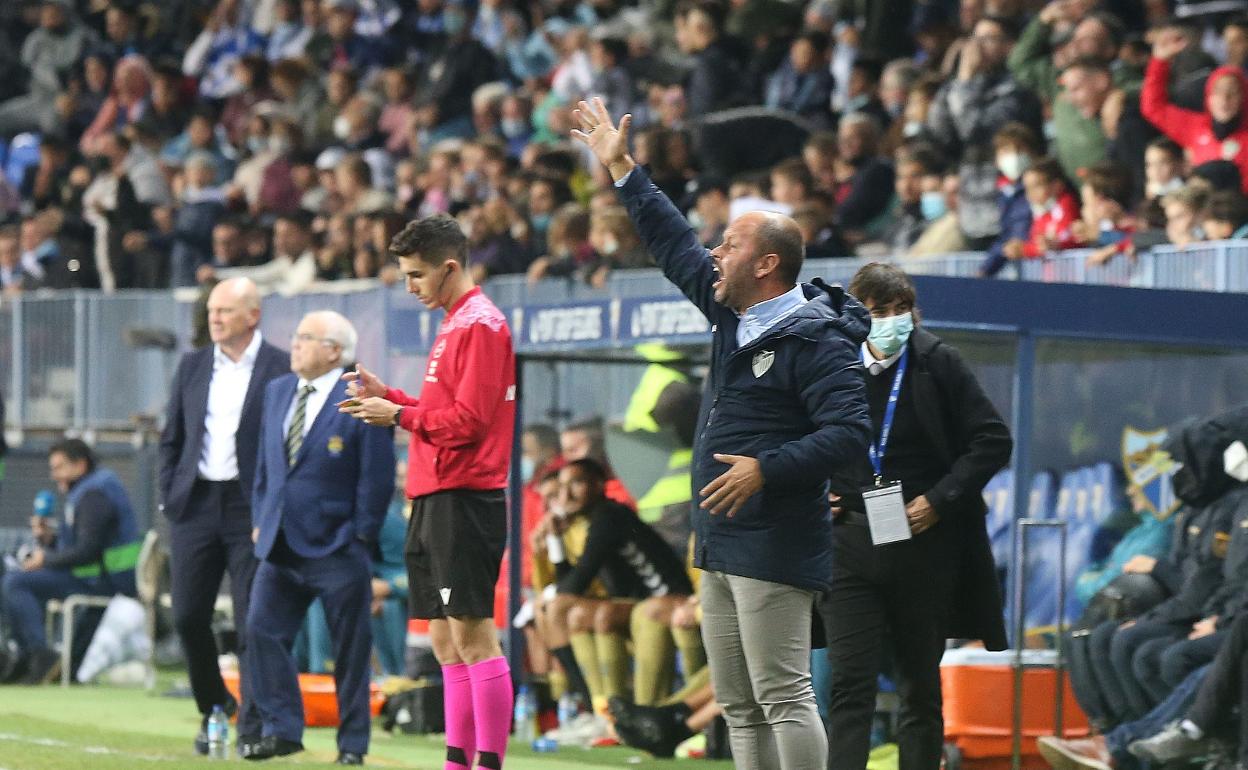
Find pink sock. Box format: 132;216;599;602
468;656;514;770
442;663;475;769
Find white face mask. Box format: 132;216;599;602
333;115;351;141
601;237;619;256
997;152;1030;182
1146;177;1184;198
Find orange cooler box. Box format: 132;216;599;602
223;670;388;727
941;648;1089;764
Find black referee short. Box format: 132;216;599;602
405;489;507;620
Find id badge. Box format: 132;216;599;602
862;482;912;546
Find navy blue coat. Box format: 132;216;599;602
979;180;1033;277
252;375;395;560
617;167;873;592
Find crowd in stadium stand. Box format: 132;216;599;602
5;0;1248;297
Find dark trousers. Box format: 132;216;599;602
1189;613;1248;764
1133;630;1224;708
1;567;109;651
1105;664;1210;770
822;516;954;770
1104;619;1187;721
1068;625;1115;727
247;538;374;755
168;479;260;734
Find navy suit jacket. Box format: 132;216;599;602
252;374;395;560
159;339;291;521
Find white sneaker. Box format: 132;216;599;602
543;713;610;747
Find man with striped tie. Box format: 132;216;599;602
245;310;394;764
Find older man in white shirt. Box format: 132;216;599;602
159;277;290;756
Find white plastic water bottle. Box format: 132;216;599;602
207;704;230;760
513;685;537;742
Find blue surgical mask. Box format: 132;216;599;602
868;312;914;358
501;118;528;139
530;213;551;231
520;456;535;483
920;191;946;221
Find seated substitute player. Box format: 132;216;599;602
540;459;693;740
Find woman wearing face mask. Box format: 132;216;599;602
1142;28;1248;195
822;263;1013;770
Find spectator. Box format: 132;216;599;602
182;0;266;100
834;113;896;240
842;57;893;131
21;133;76;211
1200;190;1248;241
1139;137;1186;229
1080;160;1137;266
764;32;834;125
927;16;1044;249
315;66;360;148
336;154;392;215
0;226;38;294
690;176;730;247
220;55;276;147
792;201;849;259
1142;28;1248;196
317;0;391;76
1053;58;1114;181
414;4;501;140
589;36;634;119
910;172;971;256
587;204;649;286
979;122;1041;277
527;202;594;283
378;67;416;157
770;157;814;209
1224;15;1248;71
0;0;96;138
169;152;227;288
161;105;237;183
674;0;743;116
803;130;838;193
466;197;528;281
878;145;945;256
81;132;158;290
1009;2;1129;105
1160;184;1208;249
79;54;152;156
144;63;191;144
1004;157;1081;261
266;0;313;62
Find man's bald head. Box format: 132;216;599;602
209;276;261;310
710;210;806;312
206;277;262;354
743;211;805;286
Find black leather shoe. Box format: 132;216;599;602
242;735;304;761
336;751;365;765
236;734;262;758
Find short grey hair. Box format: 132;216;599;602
310;310;358;363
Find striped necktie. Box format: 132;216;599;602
285;384;315;466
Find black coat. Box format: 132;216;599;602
907;327;1013;649
158;338;291;521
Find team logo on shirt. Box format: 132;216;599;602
440;588;452;605
1225;140;1242;161
751;350;775;378
327;435;344;457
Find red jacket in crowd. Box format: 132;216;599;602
1023;191;1082;258
387;286;516;499
1141;59;1248;194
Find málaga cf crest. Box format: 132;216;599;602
1122;427;1181;519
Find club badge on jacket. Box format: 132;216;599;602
327;435;344;457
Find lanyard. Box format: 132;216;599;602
867;347;908;483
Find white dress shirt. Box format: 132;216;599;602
198;332;264;480
282;367;344;440
861;341;904;376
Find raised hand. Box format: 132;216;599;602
570;97;636;181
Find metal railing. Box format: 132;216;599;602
2;240;1246;432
